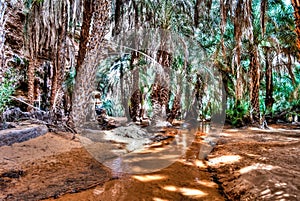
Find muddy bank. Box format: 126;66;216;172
207;124;300;200
0;133;111;201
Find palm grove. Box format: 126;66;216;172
0;0;299;130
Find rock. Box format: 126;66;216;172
2;107;50;122
0;124;48;147
96;109;120;130
0;122;17;130
150;134;173;142
140;119;150;127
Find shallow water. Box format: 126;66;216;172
80;122;216;174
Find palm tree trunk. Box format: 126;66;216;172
265;48;274;112
292;0;300;56
50;1;67;108
71;0;110;128
120;63;130;120
167;90;181;123
249;45;260;123
194;0;201;27
234;0;244;102
185;73;204;123
76;0;93;72
113;0;122;36
151;49;171;124
129;52;141;122
128;0;141;122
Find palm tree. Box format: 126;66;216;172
71;0;110;128
96;0;298;127
217;0;298;125
24;0;74;113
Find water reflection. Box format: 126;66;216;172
81;122;219;174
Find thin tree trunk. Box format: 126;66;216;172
265;48;274;112
220;0;227;58
42;62;51;110
185;73;204;124
194;0;201;27
0;1;6;73
113;0;122;36
167;71;183;123
129;52;141;122
27;60;36;111
50;60;58;106
260;0;267;37
120;63;130;120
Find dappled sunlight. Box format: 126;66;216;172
180;187;207;197
277;128;300;134
248;127;300;135
245;153;260;157
249;127;262;131
260;188;292;200
163;185;207;198
163;185;177;191
122;154;180;163
138;147;167;153
208;155;241;165
195;159;207;168
153;198;169;201
178;159;207;168
220;132;234;137
178;160;195;166
93;187;104;195
275;182;287;187
195;180;218;188
260;188;271;196
224;129;240;133
248;127;275;132
132;174;167;182
239;163;278;174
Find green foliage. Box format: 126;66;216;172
64;67;76;95
24;0;44;9
0;70;18;114
95;55;132;116
226;99;250;127
272;65;300;114
101;100;114;116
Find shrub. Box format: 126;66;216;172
0;70;18;115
